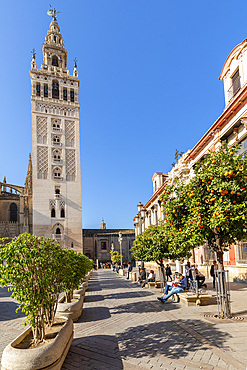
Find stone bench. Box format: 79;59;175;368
177;292;212;306
155;281;162;288
148;281;156;289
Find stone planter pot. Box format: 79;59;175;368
1;317;73;370
83;280;88;291
119;268;125;276
56;294;84;322
73;286;85;298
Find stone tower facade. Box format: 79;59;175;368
30;15;82;251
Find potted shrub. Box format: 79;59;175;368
0;233;73;370
56;250;93;322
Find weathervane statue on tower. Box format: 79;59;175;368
47;5;60;21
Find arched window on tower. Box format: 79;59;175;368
53;149;61;162
53;167;62;179
36;83;40;97
53;135;60;145
56;227;61;235
44;84;48;97
51;208;56;218
52;56;58;67
52;80;59;99
63;88;67;101
70;89;74;102
60;208;65;218
10;203;17;222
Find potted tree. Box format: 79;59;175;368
0;233;73;370
56;249;93;322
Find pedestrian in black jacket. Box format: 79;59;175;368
165;264;172;281
210;261;217;288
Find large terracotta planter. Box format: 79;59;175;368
1;317;73;370
56;294;84;322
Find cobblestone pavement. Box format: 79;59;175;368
1;271;247;369
62;270;247;370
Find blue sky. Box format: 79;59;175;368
1;1;247;229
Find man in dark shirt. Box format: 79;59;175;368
210;261;217;288
157;273;187;303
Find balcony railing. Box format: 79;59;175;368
52;234;64;240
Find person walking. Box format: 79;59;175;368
126;262;132;279
210;260;217;288
165;264;172;281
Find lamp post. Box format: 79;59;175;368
118;231;123;268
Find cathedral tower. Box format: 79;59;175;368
30;10;82;251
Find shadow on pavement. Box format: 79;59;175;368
0;301;26;321
111;300;178;314
105;291;153;300
79;307;111;322
117;319;231;360
87;285;102;292
63;334;123;369
0;286;12;298
84;294;104;302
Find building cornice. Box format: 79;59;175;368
185;83;247;162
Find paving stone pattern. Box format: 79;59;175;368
1;272;247;369
62;271;247;370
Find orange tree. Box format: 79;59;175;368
131;223;191;283
160;141;247;271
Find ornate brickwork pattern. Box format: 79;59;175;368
35;103;76;117
66;149;76;181
60;200;65;208
36;116;48;144
65;120;75;147
37;146;48;179
50;200;56;209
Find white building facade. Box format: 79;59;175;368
30;15;82;251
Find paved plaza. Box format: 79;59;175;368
1;270;247;369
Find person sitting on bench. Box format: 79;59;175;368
157;273;187;303
141;270;155;288
195;268;207;288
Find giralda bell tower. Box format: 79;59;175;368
30;8;82;251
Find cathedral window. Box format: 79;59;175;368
52;80;59;99
70;90;74;102
36;83;40;96
52;56;58;67
60;208;65;218
10;203;17;222
54;36;57;43
51;208;56;218
55;188;60;194
44;84;48;97
63;89;67;101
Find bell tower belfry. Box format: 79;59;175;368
30;9;82;251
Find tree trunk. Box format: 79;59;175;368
215;238;231;318
157;260;166;286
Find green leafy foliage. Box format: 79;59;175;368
160;142;247;269
131;224;191;282
110;250;121;264
0;233;93;343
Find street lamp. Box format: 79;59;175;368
118;231;123;268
